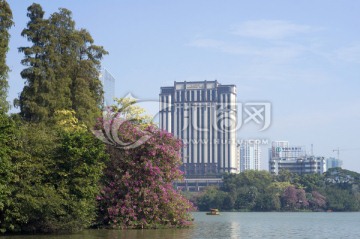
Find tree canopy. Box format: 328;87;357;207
95;100;194;229
16;3;108;126
0;3;109;233
193;170;360;212
0;0;14;112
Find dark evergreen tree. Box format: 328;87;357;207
17;4;107;126
0;0;14;112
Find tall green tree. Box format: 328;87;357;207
0;111;108;233
0;112;17;233
17;3;107;126
0;0;14;112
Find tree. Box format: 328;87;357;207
281;186;298;210
276;169;294;183
48;110;108;231
0;112;17;233
281;186;308;210
325;167;360;189
325;187;360;211
95;103;194;228
308;191;326;211
293;173;325;193
196;186;229;211
261;182;292;211
17;4;107;126
234;186;259;210
0;120;59;233
0;111;108;233
0;0;14;112
109;97;153;127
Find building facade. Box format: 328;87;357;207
100;68;115;107
269;141;306;160
159;81;238;177
326;157;343;170
240;140;261;172
269;156;327;175
269;141;326;175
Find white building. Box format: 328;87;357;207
269;141;326;175
270;156;327;175
159;81;238;177
240;140;261;172
269;141;306;160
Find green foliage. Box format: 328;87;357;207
16;3;108;126
221;171;274;211
0;0;14;112
0;113;108;233
50;124;108;230
0;112;16;232
293;173;325;192
108;97;154;128
196;187;228;211
325;187;359;211
325;167;360;187
0;120;58;233
195;169;360;212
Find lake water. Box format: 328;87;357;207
3;212;360;239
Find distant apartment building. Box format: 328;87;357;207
269;141;326;175
270;156;327;175
159;81;238;177
326;157;343;170
240;140;261;172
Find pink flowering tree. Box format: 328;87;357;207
308;191;327;210
94;103;194;229
281;186;309;210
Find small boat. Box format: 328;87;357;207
206;208;220;215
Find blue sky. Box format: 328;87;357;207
6;1;360;172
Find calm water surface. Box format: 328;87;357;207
3;212;360;239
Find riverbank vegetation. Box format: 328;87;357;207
0;2;193;234
190;169;360;212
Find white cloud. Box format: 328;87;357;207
188;20;321;61
232;20;317;40
189;38;249;54
334;44;360;64
189;38;307;61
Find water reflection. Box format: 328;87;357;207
1;228;193;239
230;220;241;239
2;212;360;239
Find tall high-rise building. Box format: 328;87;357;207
240;141;261;172
159;81;238;177
100;68;115;107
